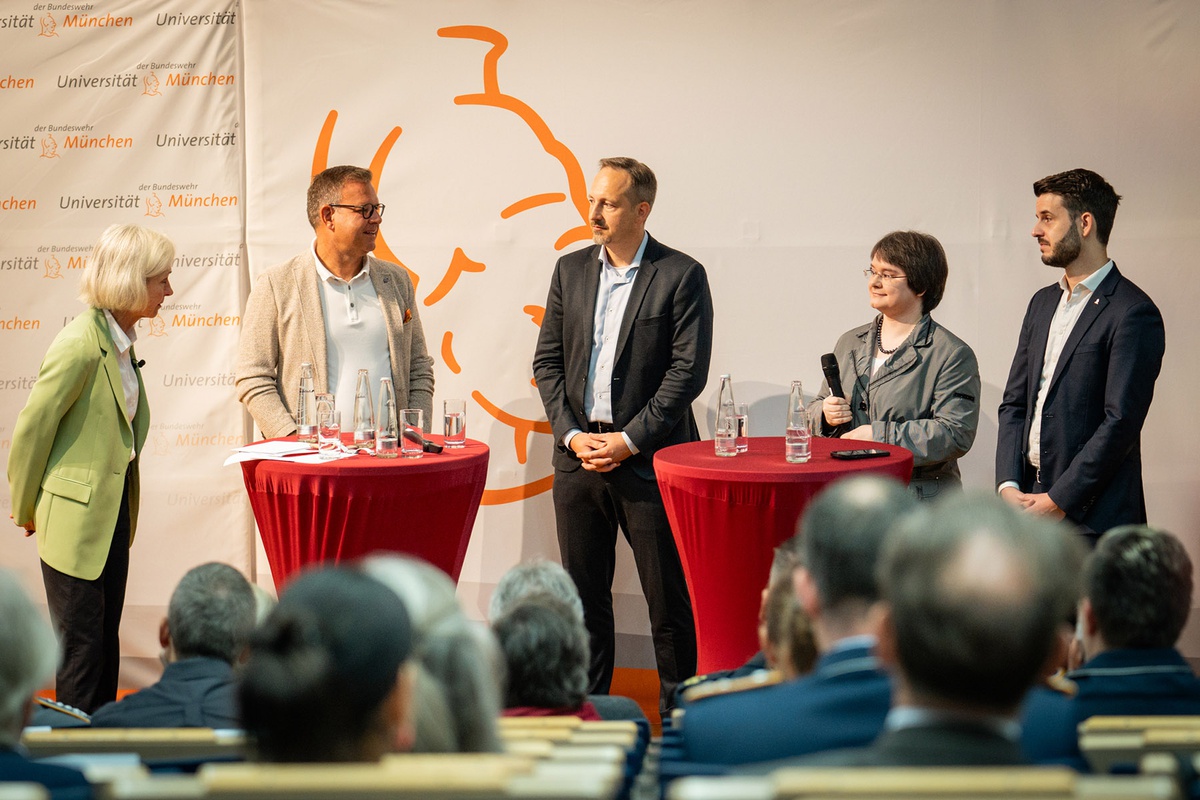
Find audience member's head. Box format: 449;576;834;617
763;578;818;679
362;554;503;753
795;475;917;646
489;558;583;622
164;562;256;665
876;493;1083;717
759;541;814;676
0;569;58;746
239;565;414;762
494;594;590;712
1080;525;1192;660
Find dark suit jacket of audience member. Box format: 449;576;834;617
0;747;92;799
788;720;1024;767
1022;648;1200;767
88;657;238;728
679;642;890;766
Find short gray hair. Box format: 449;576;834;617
307;165;373;228
0;569;58;744
168;562;256;663
494;594;589;710
489;559;583;622
880;492;1084;713
79;224;175;312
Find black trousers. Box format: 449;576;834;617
40;470;131;713
552;464;697;715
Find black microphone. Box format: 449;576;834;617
135;359;146;368
403;426;444;454
820;353;844;398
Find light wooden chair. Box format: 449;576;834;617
1079;718;1200;774
21;728;244;762
667;769;1179;800
0;785;49;800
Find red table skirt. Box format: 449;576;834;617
239;437;489;591
655;436;913;673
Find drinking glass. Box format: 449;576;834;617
317;409;342;460
443;399;467;448
734;402;749;453
400;409;424;459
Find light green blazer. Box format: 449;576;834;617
7;308;150;580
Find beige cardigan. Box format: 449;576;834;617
235;252;434;438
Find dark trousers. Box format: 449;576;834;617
40;470;131;713
552;464;697;715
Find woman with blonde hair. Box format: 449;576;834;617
7;223;174;712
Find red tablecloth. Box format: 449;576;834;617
239;436;489;591
654;436;913;673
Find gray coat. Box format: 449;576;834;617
808;315;980;499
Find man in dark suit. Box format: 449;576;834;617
532;157;713;713
1023;526;1200;766
678;477;913;769
997;169;1165;541
89;562;255;728
791;494;1083;768
0;569;91;799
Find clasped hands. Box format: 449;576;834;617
999;487;1066;520
822;396;874;441
570;432;631;473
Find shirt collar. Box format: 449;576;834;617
103;309;135;354
599;231;650;273
311;239;370;285
1059;259;1114;294
885;705;1021;742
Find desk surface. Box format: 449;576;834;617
655;436;912;672
240;437;489;589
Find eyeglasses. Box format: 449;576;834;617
863;268;907;282
329;203;385;219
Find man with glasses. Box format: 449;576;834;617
996;169;1165;541
236;165;433;436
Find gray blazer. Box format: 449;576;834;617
808;315;980;499
235;252;434;438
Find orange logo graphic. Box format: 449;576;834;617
145;192;164;217
142;72;161;96
39;133;59;159
43;255;63;279
153;432;170;456
38;13;57;37
148;316;167;337
310;25;594;505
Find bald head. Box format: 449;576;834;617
880;493;1083;714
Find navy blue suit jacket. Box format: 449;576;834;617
678;642;890;766
532;235;714;481
996;265;1164;535
1022;648;1200;767
0;748;91;799
88;657;238;729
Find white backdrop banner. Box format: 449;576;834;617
0;0;248;687
2;0;1199;690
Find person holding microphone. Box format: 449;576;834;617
7;223;175;712
809;231;979;500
